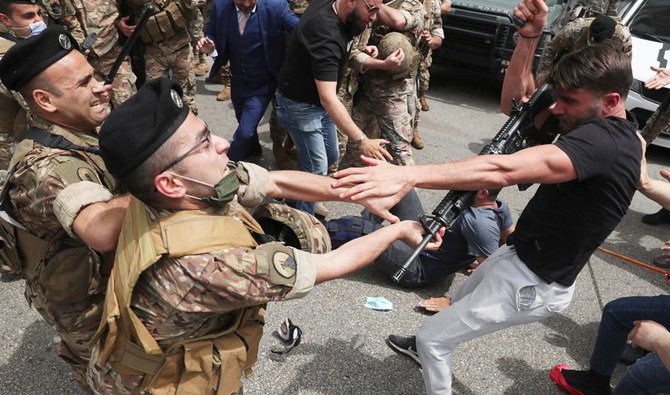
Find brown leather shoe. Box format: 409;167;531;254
419;95;430;111
216;85;231;101
411;128;425;149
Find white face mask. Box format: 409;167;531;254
11;20;46;38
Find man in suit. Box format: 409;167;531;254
197;0;298;161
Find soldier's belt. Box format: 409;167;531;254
140;2;187;44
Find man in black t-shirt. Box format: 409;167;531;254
330;0;643;392
275;0;409;215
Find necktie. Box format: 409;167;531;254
238;11;249;35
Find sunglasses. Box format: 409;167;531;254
361;0;380;13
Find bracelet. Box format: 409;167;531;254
519;33;542;39
649;332;661;351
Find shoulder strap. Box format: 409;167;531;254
0;32;20;43
24;127;101;155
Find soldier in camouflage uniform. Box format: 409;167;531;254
0;0;84;166
536;14;631;80
347;0;425;167
187;0;208;76
0;27;131;389
580;0;619;16
85;77;435;394
640;66;670;145
411;0;443;149
133;0;199;113
70;0;137;106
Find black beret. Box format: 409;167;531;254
99;77;189;179
0;26;78;91
589;15;617;44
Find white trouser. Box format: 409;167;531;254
416;245;575;394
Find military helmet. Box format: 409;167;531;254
253;203;332;254
378;32;413;80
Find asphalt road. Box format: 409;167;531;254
1;65;669;394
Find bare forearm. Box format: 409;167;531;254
268;171;344;202
377;4;407;30
320;92;364;141
501;36;540;115
73;195;131;252
314;222;410;283
639;178;670;210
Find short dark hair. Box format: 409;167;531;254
19;71;63;107
120;135;181;205
547;43;632;99
0;2;12;15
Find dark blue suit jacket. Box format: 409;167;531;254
205;0;299;82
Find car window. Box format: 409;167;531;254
628;0;670;42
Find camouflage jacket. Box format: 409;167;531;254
536;16;632;78
349;0;424;75
87;196;318;393
71;0;121;57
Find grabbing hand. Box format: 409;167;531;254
628;320;670;351
196;37;215;55
117;16;135;38
400;221;445;251
359;137;393;162
364;45;379;58
645;66;670;90
332;156;414;201
383;48;405;70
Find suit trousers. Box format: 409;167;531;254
228;93;273;161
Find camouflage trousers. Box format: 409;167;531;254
88;43;137;107
145;33;198;114
27;281;105;390
350;77;416;166
418;49;433;95
641;103;670;145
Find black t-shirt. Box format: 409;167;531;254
513;114;641;286
277;0;352;106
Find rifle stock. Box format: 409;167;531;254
104;4;155;85
392;84;557;283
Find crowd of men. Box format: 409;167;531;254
0;0;668;393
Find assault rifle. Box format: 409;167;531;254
392;83;558;283
104;4;154;85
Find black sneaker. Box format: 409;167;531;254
387;335;421;365
642;208;670;225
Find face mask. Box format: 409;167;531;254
168;169;240;208
11;20;47;38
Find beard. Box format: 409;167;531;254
557;104;600;133
344;8;366;36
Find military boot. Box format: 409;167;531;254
419;94;430;111
194;53;209;76
217;84;231;101
411;128;425;149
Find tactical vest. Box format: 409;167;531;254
93;197;267;395
134;0;188;44
0;127;112;305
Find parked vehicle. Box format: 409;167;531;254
432;0;577;76
619;0;670;148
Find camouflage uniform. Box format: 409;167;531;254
536;16;631;79
335;27;376;171
5;116;119;387
413;0;443;136
71;0;137;106
348;0;425;166
86;163;325;394
187;0;208;74
581;0;619;16
641;101;670;145
139;0;199;113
